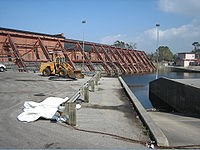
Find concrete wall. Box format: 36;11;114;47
149;78;200;115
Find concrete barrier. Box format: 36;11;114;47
149;77;200;115
118;76;169;146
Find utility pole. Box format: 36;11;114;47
82;20;86;71
156;24;160;79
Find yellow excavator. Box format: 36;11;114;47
40;57;84;79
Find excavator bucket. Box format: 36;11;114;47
68;73;76;79
74;70;84;78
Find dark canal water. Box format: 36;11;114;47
122;71;200;109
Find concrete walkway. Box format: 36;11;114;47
148;111;200;146
76;77;149;148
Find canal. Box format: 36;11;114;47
122;71;200;109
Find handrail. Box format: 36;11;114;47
64;72;101;103
61;72;101;126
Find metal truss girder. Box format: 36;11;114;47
38;38;52;62
56;40;76;70
139;51;153;72
130;51;145;72
135;51;149;72
141;51;156;70
0;31;156;75
113;48;132;73
92;45;111;74
71;47;78;61
20;40;40;59
99;46;118;74
7;35;26;68
107;47;127;74
76;43;95;72
135;51;150;72
20;38;53;62
120;49;138;73
15;40;40;61
127;50;139;73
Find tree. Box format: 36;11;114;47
157;46;174;62
192;42;200;58
192;42;200;51
173;54;178;61
113;40;137;49
147;53;157;62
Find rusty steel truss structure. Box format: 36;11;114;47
0;27;156;75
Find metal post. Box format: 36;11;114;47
82;32;85;71
82;20;86;71
83;86;89;103
156;24;160;79
64;102;76;126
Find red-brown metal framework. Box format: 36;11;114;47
0;27;156;75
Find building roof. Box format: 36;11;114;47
0;27;140;51
0;27;65;39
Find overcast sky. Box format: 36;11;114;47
1;0;200;54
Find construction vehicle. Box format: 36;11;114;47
40;57;84;79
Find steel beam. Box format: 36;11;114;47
141;51;156;71
138;51;152;72
99;46;119;75
76;43;95;72
7;35;26;68
56;40;76;70
38;38;52;62
112;47;132;73
135;51;149;72
92;45;111;74
0;31;156;75
131;51;145;72
107;47;127;74
127;50;139;73
120;48;138;73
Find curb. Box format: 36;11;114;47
118;76;169;146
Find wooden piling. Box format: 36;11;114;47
64;102;76;126
90;80;95;92
84;86;89;103
94;76;98;85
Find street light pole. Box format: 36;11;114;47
82;20;86;71
156;24;160;79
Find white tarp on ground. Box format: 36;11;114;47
17;97;68;122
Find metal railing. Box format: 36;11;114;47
66;72;100;102
61;72;101;126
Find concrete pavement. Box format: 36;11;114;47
0;71;148;148
148;111;200;146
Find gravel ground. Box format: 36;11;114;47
0;70;148;149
